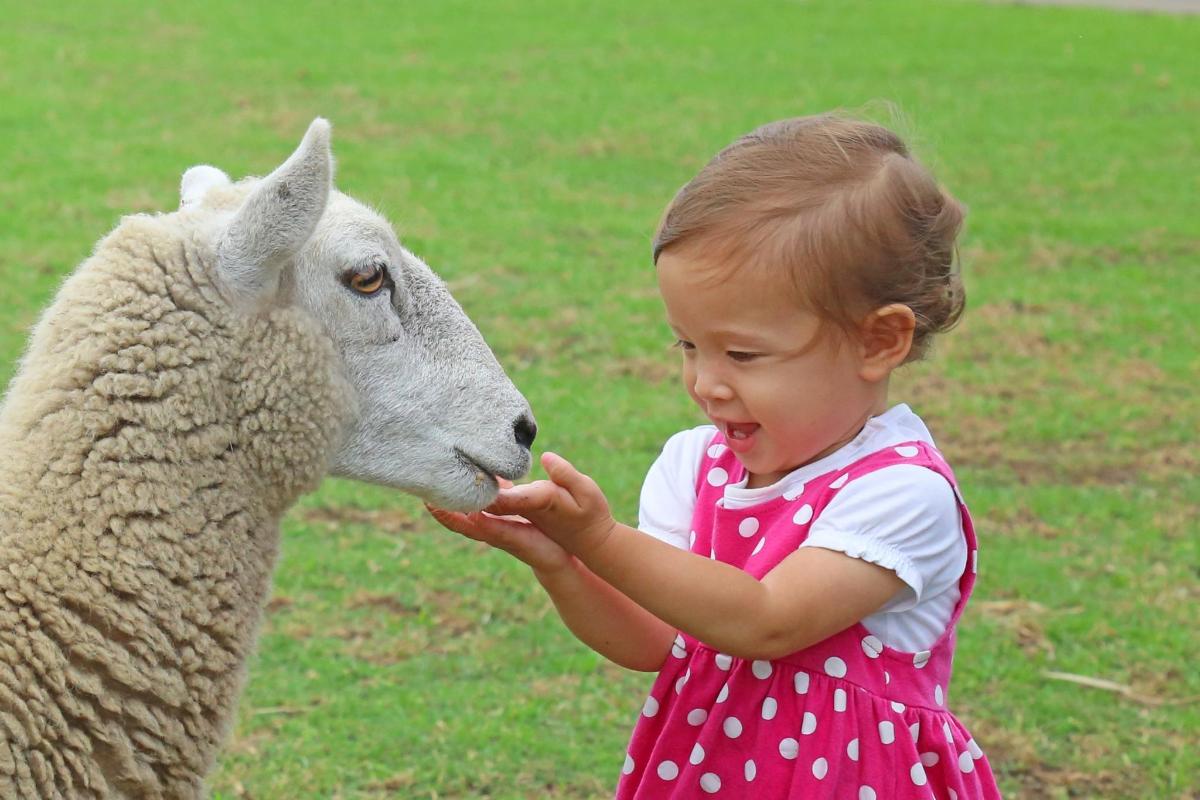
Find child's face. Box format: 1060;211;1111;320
657;249;884;489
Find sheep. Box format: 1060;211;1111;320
0;119;536;798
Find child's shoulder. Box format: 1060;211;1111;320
657;424;719;466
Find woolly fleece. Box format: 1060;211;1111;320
0;205;350;797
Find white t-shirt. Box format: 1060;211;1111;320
637;404;967;652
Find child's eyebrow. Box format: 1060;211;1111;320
706;326;776;344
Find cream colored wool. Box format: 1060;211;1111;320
0;121;533;798
0;215;347;798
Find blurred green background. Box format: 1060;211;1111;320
1;1;1196;797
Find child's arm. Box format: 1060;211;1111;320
535;558;678;671
427;505;676;671
489;452;907;661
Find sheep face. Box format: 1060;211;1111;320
180;119;534;511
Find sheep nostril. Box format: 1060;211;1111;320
513;415;537;450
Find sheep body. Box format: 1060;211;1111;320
0;210;347;797
0;120;533;797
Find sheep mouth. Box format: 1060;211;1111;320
453;448;502;486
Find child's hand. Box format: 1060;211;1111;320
426;479;572;574
485;452;618;558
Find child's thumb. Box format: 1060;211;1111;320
541;452;591;497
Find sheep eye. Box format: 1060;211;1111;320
347;264;388;295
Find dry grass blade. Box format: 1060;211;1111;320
251;705;318;717
1041;671;1200;707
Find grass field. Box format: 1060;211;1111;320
1;1;1197;797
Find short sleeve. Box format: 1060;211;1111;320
800;465;967;612
637;426;716;551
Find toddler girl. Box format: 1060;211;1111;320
430;113;1003;799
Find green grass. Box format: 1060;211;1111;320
2;1;1197;797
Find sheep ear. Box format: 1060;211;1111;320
218;118;333;303
180;165;231;208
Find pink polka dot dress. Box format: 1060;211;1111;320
615;436;1003;799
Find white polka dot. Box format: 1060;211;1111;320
744;759;757;781
884;670;891;684
761;697;778;720
782;483;806;501
834;688;847;712
824;656;847;678
715;653;732;671
812;757;828;780
913;650;931;669
752;660;773;679
687;708;708;726
657;760;679;780
690;743;705;765
779;738;799;759
910;762;927;786
859;787;877;800
716;683;729;703
846;738;860;761
675;670;690;694
968;738;984;759
861;635;883;659
801;711;817;735
794;671;810;694
879;720;895;744
935;684;944;706
959;750;975;773
707;443;727;458
792;504;814;525
672;635;687;659
738;517;760;537
895;445;920;458
920;751;940;767
943;721;954;743
723;716;743;738
891;701;905;713
909;721;921;741
751;537;766;556
622;754;635;775
707;467;729;487
950;790;959;800
642;696;659;717
700;772;722;793
829;473;849;489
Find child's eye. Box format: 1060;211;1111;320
727;351;761;362
672;339;696;352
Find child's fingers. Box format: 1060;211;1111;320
488;480;561;516
426;505;485;539
540;452;601;506
427;504;534;544
426;504;466;530
427;505;565;569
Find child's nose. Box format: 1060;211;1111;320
692;365;734;403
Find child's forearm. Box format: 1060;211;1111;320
534;557;676;672
578;522;803;660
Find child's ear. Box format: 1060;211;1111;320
858;304;916;382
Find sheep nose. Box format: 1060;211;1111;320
513;415;537;450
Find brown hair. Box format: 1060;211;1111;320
653;113;966;361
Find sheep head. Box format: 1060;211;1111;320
178;119;535;511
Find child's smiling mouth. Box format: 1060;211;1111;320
720;420;761;453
